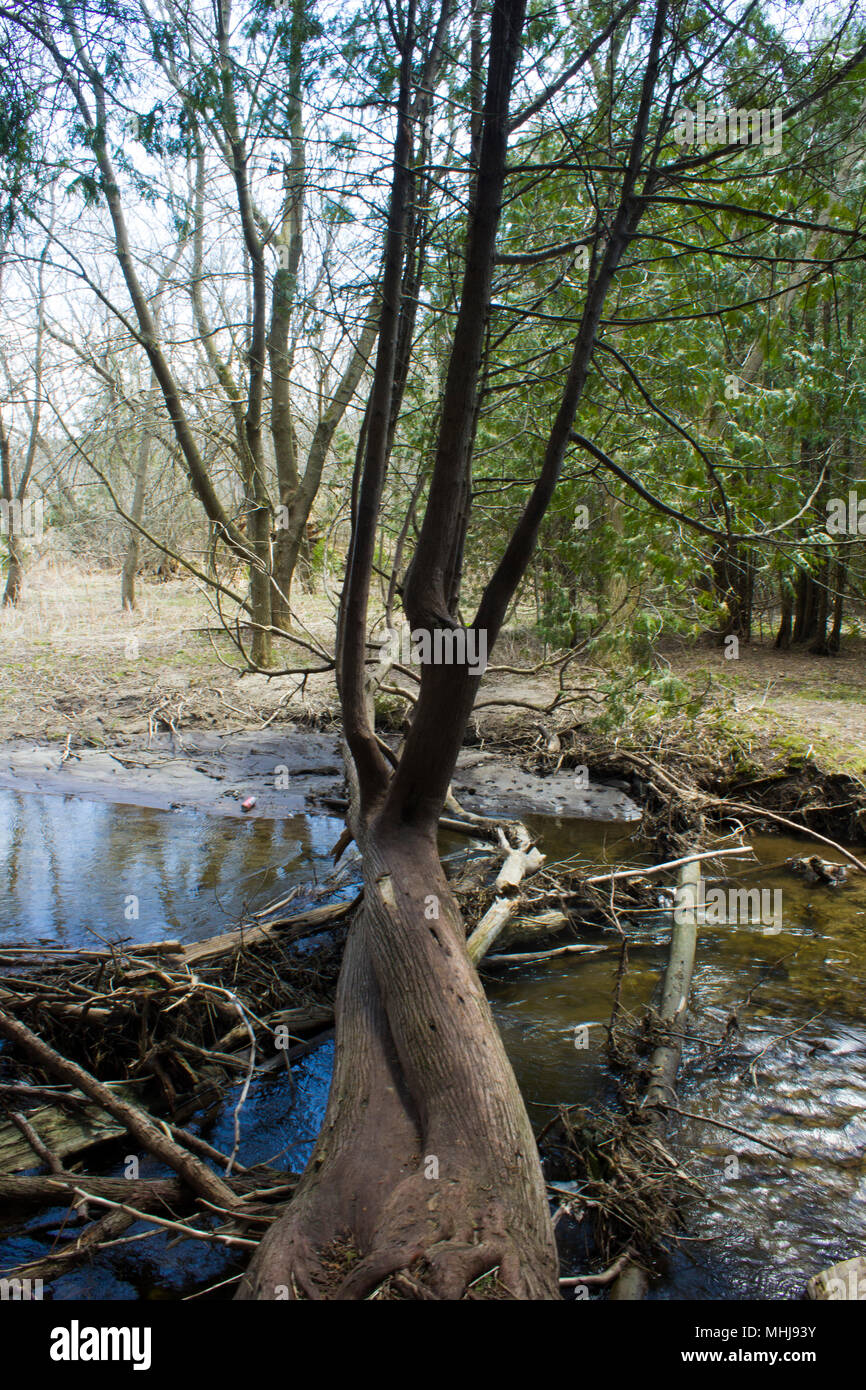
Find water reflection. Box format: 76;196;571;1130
0;788;348;949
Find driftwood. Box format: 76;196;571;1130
0;1169;298;1285
8;1110;65;1174
806;1255;866;1300
0;1007;239;1211
582;845;753;889
0;883;355;1288
0;1084;248;1178
466;828;546;964
466;839;756;965
0;1173;192;1208
0;1170;294;1209
498;908;568;947
786;855;851;885
485;942;609;966
182;897;357;967
0;1096;126;1176
495;832;545;890
560;1249;633;1289
214;1003;334;1053
0;888;346;1192
0;942;184;965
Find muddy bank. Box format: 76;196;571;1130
0;730;640;957
0;730;642;823
1;718;861;855
0;730;344;818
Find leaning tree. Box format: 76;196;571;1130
235;0;866;1300
238;0;676;1300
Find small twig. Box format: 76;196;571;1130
70;1189;259;1247
559;1249;633;1287
192;981;257;1174
657;1104;792;1158
9;1111;66;1174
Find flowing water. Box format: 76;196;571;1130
490;818;866;1300
0;785;864;1300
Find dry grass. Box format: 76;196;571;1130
0;557;864;781
0;558;342;743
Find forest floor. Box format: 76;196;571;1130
1;560;864;793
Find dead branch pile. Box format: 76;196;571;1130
541;1100;703;1284
518;725;866;854
0;898;352;1113
0;892;359;1293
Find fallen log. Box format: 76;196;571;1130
609;858;701;1302
0;1169;299;1284
466;829;546;964
0;1098;126;1176
214;1003;334;1053
497;908;568;951
182;897;357;967
0;942;184;964
0;1006;240;1211
0;995;114;1022
0;1169;295;1209
1;1207;138;1284
0;1173;189;1208
466;898;519;965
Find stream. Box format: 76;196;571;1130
0;777;864;1300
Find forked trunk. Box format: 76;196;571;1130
237;0;664;1301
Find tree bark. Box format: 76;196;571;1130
1;239;46;607
828;559;845;654
120;430;149;611
240;0;668;1301
237;823;557;1299
775;579;793;649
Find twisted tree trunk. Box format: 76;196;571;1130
239;0;667;1300
238;820;557;1299
238;0;560;1302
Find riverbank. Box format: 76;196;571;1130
0;558;861;839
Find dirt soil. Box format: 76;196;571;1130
1;562;863;806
